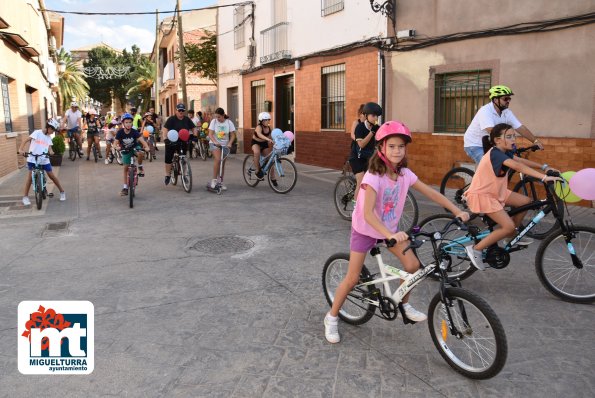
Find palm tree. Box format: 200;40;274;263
125;60;155;111
57;48;89;114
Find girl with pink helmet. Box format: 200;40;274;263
324;120;471;344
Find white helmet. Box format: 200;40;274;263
70;101;78;107
258;112;271;122
88;109;97;115
46;118;59;131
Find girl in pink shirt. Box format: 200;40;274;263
463;123;561;270
324;121;470;344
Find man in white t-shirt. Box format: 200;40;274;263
17;119;66;205
63;101;84;157
463;85;543;163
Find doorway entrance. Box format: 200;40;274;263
275;75;294;133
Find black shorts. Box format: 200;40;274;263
165;141;188;164
349;157;369;174
251;139;269;151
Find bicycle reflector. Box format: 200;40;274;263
442;320;448;341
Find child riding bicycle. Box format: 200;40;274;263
324;121;470;344
18;119;66;205
115;113;150;196
463;123;561;270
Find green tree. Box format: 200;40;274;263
183;30;217;84
57;48;89;113
125;59;155;111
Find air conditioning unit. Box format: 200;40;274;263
247;44;256;58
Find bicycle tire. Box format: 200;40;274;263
180;158;192;193
535;225;595;303
512;177;563;239
440;167;474;212
269;157;297;194
428;287;507;379
200;141;207;161
399;191;419;233
93;143;98;163
333;176;356;221
171;161;179;186
322;253;375;325
242;155;260;187
128;166;135;208
69;141;77;161
414;214;476;281
34;171;43;210
116;149;123;165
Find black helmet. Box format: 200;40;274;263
362;102;382;116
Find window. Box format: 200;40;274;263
1;75;13;132
434;70;491;134
250;80;266;127
234;5;245;49
321;0;344;17
321;64;345;129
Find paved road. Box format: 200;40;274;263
0;146;593;397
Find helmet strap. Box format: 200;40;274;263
492;98;506;113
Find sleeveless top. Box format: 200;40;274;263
253;125;271;141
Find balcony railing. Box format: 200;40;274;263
161;62;175;83
260;22;291;65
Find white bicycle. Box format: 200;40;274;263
322;218;508;379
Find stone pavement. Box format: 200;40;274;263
0;145;593;397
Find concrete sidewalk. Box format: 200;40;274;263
0;149;593;397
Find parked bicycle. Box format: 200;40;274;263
333;161;419;231
322;217;507;379
23;152;52;210
242;146;297;194
440;144;563;239
170;144;192;193
416;171;594;303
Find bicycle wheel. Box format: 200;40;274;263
399;191;419;233
200;141;207;161
34;171;43;210
322;253;375;325
414;214;476;281
69;141;77;161
440;167;474;212
269;157;297;194
128;166;135;208
535;225;595;303
115;149;123;165
513;177;563;239
428;287;507;379
180;158;192;193
242;155;260;187
333;176;356;221
93;143;98;162
171;161;179;186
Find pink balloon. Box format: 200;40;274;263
283;131;294;142
569;168;595;200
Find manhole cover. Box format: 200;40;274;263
47;222;69;231
192;236;254;254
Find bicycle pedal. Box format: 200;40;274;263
47;193;54;198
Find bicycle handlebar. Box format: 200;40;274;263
20;152;49;158
514;144;541;155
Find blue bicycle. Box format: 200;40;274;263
24;152;51;210
242;147;297;194
415;171;595;303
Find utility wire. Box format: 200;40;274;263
40;2;253;16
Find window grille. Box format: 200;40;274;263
251;80;266;127
1;75;12;132
321;0;344;17
434;70;491;134
321;64;345;129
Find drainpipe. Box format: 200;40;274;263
378;49;386;123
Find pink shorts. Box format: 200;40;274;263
350;228;379;253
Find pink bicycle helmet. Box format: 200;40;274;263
375;120;412;143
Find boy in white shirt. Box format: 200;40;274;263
18;119;66;205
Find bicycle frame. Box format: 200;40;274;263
260;150;286;177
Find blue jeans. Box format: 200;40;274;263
464;146;484;164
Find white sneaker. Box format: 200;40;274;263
221;184;227;191
402;303;427;322
210;179;217;189
465;245;485;271
22;196;31;206
324;313;340;343
60;192;66;201
105;158;109;165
